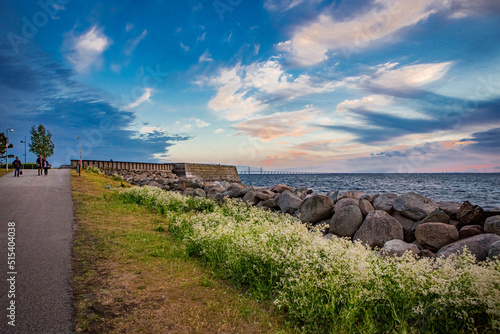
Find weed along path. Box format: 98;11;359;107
0;169;74;333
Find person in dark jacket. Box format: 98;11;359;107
13;156;22;177
43;158;50;176
37;155;44;176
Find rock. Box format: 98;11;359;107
415;223;459;252
260;197;279;209
206;183;225;194
393;192;438;221
412;208;451;233
437;233;500;261
353;210;404;248
459;225;483;239
242;191;260;205
372;193;398;213
456;201;484;226
193;188;206;198
182;187;195;196
225;183;246;197
312;220;330;234
361;194;374;203
148;181;162;188
383;239;419;257
488;240;500;259
298;195;334;224
484;215;500;236
326;190;340;203
269;184;294;193
173;179;193;191
323;233;337;240
339;190;365;200
436;201;461;220
329;205;364;237
419;249;437;259
277;190;303;215
334;198;359;211
392;212;416;243
256;190;275;201
359;199;374;216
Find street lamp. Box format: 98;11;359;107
20;137;27;165
5;128;14;171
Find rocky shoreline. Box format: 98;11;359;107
106;169;500;262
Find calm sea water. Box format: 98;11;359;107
239;173;500;210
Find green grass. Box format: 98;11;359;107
118;185;500;334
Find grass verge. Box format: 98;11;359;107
71;170;290;333
0;169;13;178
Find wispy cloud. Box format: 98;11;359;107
124;29;147;55
65;26;110;72
126;88;152;109
199;49;213;62
264;0;321;12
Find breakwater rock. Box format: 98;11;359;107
108;169;500;261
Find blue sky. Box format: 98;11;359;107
1;0;499;172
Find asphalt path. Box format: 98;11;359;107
0;169;74;333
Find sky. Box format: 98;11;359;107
0;0;499;172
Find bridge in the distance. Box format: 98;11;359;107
238;169;330;175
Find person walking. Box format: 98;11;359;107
43;158;50;176
37;154;44;176
13;156;22;177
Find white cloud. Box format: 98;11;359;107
370;62;453;89
279;0;449;66
110;63;122;73
126;88;152;109
124;29;147;55
125;23;133;32
180;42;190;52
337;95;392;112
264;0;320;12
195;119;210;127
66;26;110;72
233;108;317;141
214;128;225;134
197;32;206;42
199;50;213;62
206;60;342;121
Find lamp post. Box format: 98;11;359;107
20;137;27;165
5;128;14;171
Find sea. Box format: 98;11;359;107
239;173;500;210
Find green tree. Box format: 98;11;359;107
0;133;6;158
29;124;55;158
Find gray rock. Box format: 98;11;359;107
193;188;206;198
339;190;365;200
256;190;275;201
484;215;500;236
415;223;459;252
419;249;437;259
298;195;334;224
459;225;483;239
182;187;195;196
269;184;295;193
326;190;340;203
383;239;419;257
393;192;438;221
436;201;461;220
334;198;359;211
242;191;260;205
323;233;337;240
437;233;500;261
457;201;484;226
353;210;404;248
330;205;364;237
260;197;279;209
373;193;398;213
148;181;161;188
412;208;451;233
359;199;374;216
225;183;246;197
277;190;303;215
392;212;416;243
488;240;500;259
361;194;374;203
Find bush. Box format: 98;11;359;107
118;186;500;333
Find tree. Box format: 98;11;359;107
29;124;55;158
0;133;6;158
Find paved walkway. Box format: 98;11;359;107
0;169;74;333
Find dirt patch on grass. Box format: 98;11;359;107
71;171;289;333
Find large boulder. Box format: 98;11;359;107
393;192;438;221
373;193;398;213
255;191;273;201
488;241;500;260
225;183;246;198
330;205;364;237
339;190;365;200
437;233;500;261
383;239;419;257
459;225;483;239
269;184;295;193
192;188;206;198
334;198;358;211
415;223;459;252
260;197;279;209
353;210;404;248
392;212;416;243
298;195;334;224
277;190;303;214
412;208;451;233
436;201;461;220
484;215;500;236
242;191;260;205
359;199;374;216
456;201;484;226
326;190;340;203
